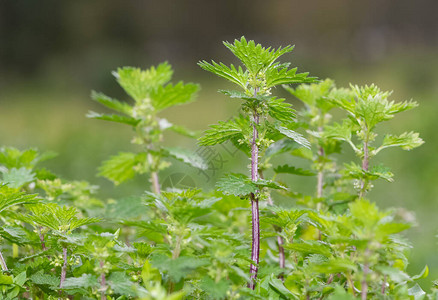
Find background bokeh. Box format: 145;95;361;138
1;0;437;290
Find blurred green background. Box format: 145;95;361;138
1;0;437;290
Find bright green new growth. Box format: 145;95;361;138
88;63;205;191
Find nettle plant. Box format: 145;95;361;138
0;37;435;299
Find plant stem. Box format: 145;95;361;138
37;227;47;251
0;248;8;271
259;170;285;279
359;131;369;199
147;153;161;194
100;260;106;300
381;274;387;294
60;247;68;288
248;99;260;289
361;249;370;300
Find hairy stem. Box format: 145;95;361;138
361;249;370;300
259;170;285;279
60;247;68;288
316;146;324;199
37;227;47;251
248;101;260;289
0;249;8;271
100;260;106;300
359;131;369;198
148;153;161;194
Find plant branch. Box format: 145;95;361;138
0;248;8;271
100;260;107;300
359;130;370;199
361;249;370;300
147;153;161;194
248;90;260;289
37;227;47;251
60;247;68;289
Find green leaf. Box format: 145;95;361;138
411;265;429;281
286;240;332;257
1;167;35;188
151;81;199;111
408;283;426;300
327;286;357;300
151;255;209;282
61;274;99;290
310;258;357;274
0;185;39;214
216;173;257;197
163;147;208;170
108;272;137;297
159;118;198;138
223;36;294;75
273;164;315;176
269;274;298;299
198;60;248;89
275;125;310;149
198;120;242;146
265;139;301;157
86;111;140;126
91;91;132;115
0;147;56;169
266;66;317;88
266;97;296;123
200;276;230;300
285;78;335;108
114;62;173;102
98;152;147;185
0;274;13;285
377;132;424;153
29;271;60;287
255;179;287;190
13;272;27;287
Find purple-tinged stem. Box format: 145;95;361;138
37;227;47;251
248;104;260;289
60;247;68;288
317;146;324;199
359;131;369;199
148;153;161;194
0;249;8;271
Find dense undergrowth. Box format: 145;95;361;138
0;37;434;299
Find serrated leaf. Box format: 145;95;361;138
198;120;242;146
273;164;315;176
216;173;256;196
265;139;301;157
151;81;199;111
275;125;310;149
198;60;248;89
0;184;39;214
61;274;99;290
108;272;137;297
114;63;173;102
30;271;60;287
267;97;296;123
266;66;317;88
200;276;230;300
86;111;140;126
98;152;147;185
163;147;207;170
1;167;35;188
91;91;132;115
151;255;209;282
286;240;332;257
269;275;298;299
408;283;426;299
377;132;424;153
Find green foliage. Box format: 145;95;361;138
0;38;431;300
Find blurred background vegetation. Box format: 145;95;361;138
1;0;437;290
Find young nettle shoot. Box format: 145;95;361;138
199;36;316;288
88;63;205;193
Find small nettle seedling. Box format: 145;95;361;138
88;62;206;193
199;36;317;288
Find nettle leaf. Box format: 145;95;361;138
61;274;99;290
200;276;230;300
0;147;56;169
286;240;332;257
98;152;148;185
108;272;137;297
268;274;298;299
265;139;301;157
275;125;311;149
29;270;60;288
255;179;287;190
114;62;173;102
216;173;257;196
86;111;140;126
151;255;209;282
198;60;248;89
324;121;353;143
310;257;357;274
163;147;207;170
378;132;424;153
408;283;426;299
266;97;296;123
159;118;198;138
223;36;294;75
0;185;39;214
266;66;317;88
151;81;199;111
198;120;242;146
273;164;315;176
285;78;335;108
1;167;35;188
91;91;132;115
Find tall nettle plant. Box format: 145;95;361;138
198;37;316;288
